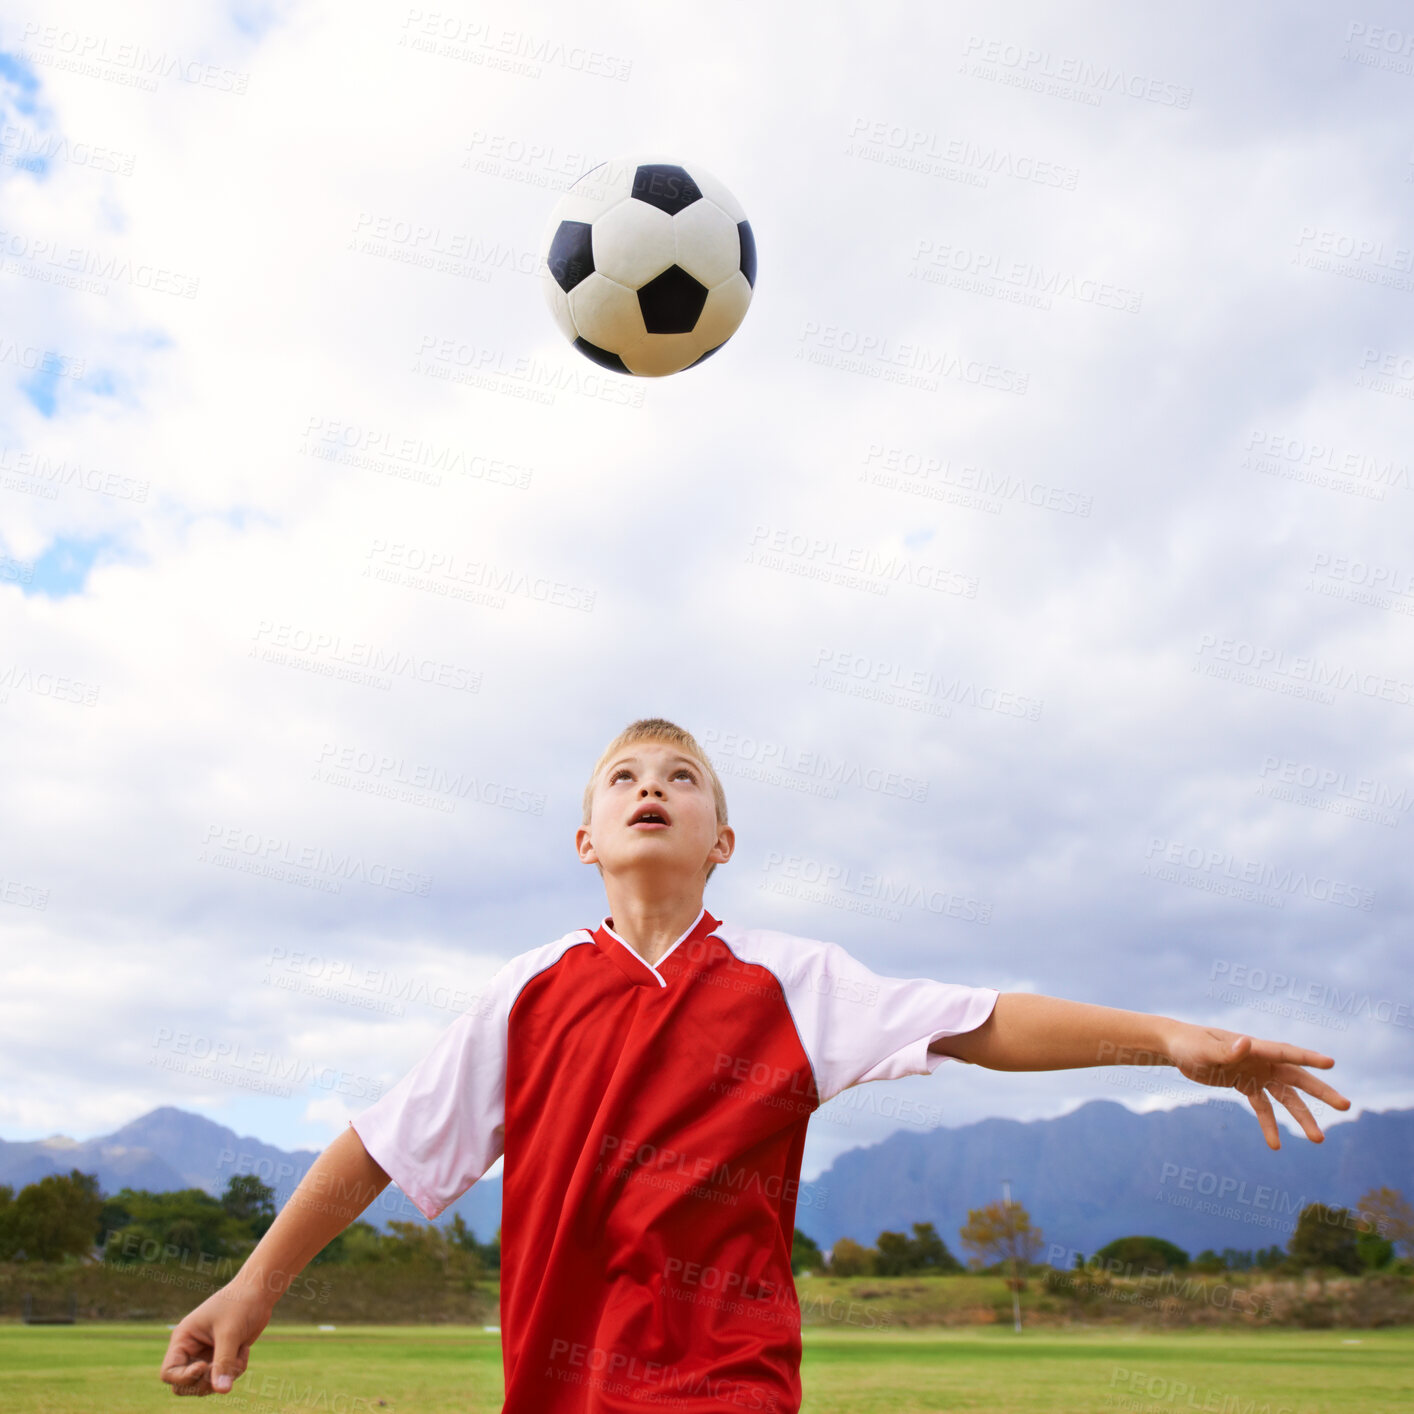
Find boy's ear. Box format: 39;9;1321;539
575;826;597;864
711;824;735;864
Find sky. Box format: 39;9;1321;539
0;0;1410;1188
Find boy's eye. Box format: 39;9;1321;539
608;767;695;783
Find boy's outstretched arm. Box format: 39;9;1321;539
158;1125;391;1397
929;993;1352;1150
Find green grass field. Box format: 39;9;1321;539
1;1323;1410;1413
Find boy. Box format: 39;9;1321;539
160;717;1349;1409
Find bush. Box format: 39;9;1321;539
790;1229;823;1276
1288;1205;1363;1276
1093;1236;1190;1276
828;1238;875;1277
1357;1228;1395;1271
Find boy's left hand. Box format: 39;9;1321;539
1164;1023;1351;1149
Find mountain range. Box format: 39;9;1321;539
4;1100;1409;1259
797;1098;1414;1259
0;1107;501;1241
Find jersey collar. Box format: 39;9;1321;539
591;906;721;988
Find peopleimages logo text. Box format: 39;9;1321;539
1145;839;1374;910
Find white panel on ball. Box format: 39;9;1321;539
673;200;743;289
621;333;708;379
568;273;645;349
688;167;746;224
548;162;632;226
693;272;752;350
591;201;676;289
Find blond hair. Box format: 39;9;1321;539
582;718;729;883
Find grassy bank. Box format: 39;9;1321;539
3;1262;1411;1330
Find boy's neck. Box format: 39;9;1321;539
601;885;708;968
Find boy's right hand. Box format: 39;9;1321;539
159;1282;272;1396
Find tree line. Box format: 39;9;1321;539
3;1170;1410;1285
0;1171;502;1275
799;1185;1414;1280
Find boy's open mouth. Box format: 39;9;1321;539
629;806;671;829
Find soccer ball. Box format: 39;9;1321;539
540;154;757;377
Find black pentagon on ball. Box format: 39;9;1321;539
548;220;594;293
572;336;632;375
631;164;702;216
738;220;757;288
637;265;709;334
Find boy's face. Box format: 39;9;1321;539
576;739;733;886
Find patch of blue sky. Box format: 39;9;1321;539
19;329;173;417
3;150;48;178
84;369;121;399
177;504;281;537
16;364;140;419
20;366;61;418
22;534;126;599
229;2;289;44
0;52;40;116
0;51;50;180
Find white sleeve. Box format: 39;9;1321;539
718;925;999;1107
348;934;583;1220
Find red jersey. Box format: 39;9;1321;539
351;907;997;1412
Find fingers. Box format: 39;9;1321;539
1272;1063;1352;1111
1246;1086;1280;1150
160;1359;206;1385
166;1363;214;1397
1270;1081;1324;1143
163;1352;218;1397
161;1330;213;1391
1247;1038;1336;1069
211;1324;246;1395
163;1362;210;1393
